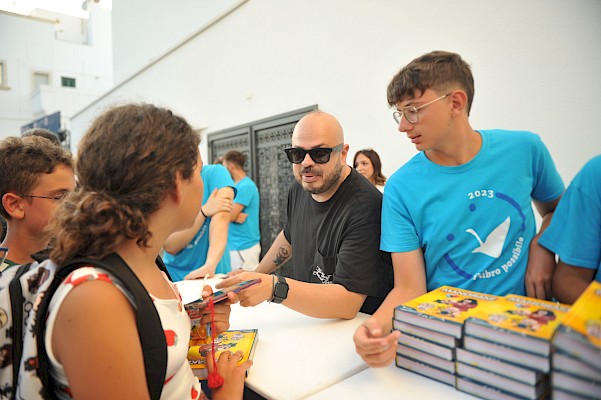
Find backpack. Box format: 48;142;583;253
0;252;169;400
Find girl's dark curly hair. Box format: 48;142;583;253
50;103;200;265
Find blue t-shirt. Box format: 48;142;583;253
539;155;601;282
228;176;260;250
163;164;236;281
381;130;564;296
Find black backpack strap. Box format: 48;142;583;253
155;255;172;282
8;262;33;399
36;254;167;400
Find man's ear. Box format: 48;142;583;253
341;143;350;164
449;90;469;116
2;193;25;220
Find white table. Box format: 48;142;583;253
307;362;479;400
176;279;477;400
176;278;370;400
229;302;369;400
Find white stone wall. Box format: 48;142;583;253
0;3;112;138
72;0;601;188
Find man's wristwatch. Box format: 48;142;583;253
271;275;289;304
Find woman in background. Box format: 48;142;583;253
353;149;387;192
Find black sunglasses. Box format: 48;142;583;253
284;144;343;164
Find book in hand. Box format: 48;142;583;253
464;294;570;356
394;286;500;338
456;348;544;386
552;280;601;372
187;329;258;379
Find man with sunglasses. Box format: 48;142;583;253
354;51;564;367
218;111;393;318
0;135;75;270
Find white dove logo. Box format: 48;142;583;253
465;216;511;258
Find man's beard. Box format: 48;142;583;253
296;162;343;195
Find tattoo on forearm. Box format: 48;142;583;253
273;245;291;266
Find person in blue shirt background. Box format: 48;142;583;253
163;163;236;280
223;150;261;271
540;154;601;304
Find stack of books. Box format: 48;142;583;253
393;286;500;387
393;286;574;400
458;294;570;400
550;281;601;399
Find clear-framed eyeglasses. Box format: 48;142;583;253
392;93;450;125
18;192;70;201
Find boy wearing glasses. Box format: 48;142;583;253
218;111;393;318
354;51;564;367
0;135;75;269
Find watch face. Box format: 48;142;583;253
274;278;289;300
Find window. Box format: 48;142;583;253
61;77;76;88
0;61;7;88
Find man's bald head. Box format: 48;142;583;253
292;111;344;147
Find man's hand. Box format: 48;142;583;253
203;188;233;217
218;271;273;307
525;239;556;299
353;317;400;368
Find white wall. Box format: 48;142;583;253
71;0;601;187
0;12;54;136
111;0;240;84
0;5;112;138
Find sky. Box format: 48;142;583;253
0;0;111;18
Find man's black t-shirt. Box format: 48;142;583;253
283;168;393;314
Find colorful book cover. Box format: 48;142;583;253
552;281;601;370
394;286;500;338
187;329;258;379
464;294;570;356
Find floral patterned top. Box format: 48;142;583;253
44;266;206;399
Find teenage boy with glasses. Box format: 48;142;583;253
354;50;564;367
0;135;75;269
218;111;393;318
